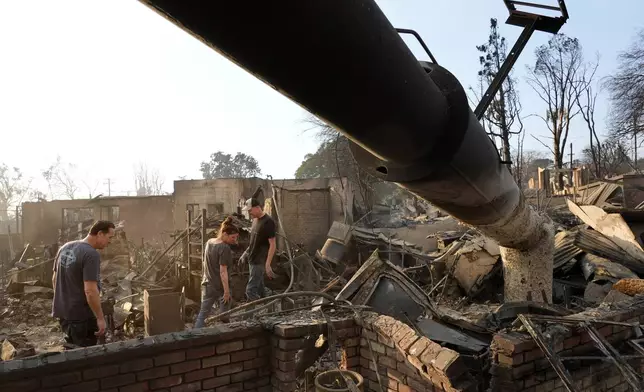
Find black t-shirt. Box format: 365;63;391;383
247;214;276;265
202;240;232;291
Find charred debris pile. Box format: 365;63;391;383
3;197;644;377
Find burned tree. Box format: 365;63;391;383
573;60;601;178
134;163;165;196
296;116;379;213
526;34;586;190
42;156;78;200
582;138;632;178
476;18;522;169
0;164;25;221
604;29;644;165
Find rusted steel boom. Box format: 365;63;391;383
138;0;555;302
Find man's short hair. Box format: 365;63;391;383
89;220;115;236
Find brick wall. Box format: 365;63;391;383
0;324;271;392
357;313;477;392
267;318;360;391
490;305;644;392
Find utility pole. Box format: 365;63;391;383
568;143;574;187
104;178;113;196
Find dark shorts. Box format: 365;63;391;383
60;318;98;347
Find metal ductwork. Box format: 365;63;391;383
138;0;554;302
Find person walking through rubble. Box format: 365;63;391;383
52;220;115;347
240;198;276;300
194;217;240;328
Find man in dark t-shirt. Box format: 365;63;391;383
241;198;276;300
52;221;115;347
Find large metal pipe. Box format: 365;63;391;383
139;0;554;302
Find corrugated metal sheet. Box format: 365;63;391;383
574;229;644;275
553;230;582;272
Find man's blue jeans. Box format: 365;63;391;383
194;284;231;328
245;262;266;301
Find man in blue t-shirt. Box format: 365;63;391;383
52;220;115;347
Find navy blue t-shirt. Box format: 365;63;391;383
52;240;101;321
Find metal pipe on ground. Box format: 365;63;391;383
138;0;554;302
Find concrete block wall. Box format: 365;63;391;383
490;305;644;392
277;188;331;252
358;314;476;392
0;324;271;392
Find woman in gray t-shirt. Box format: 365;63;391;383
194;217;239;328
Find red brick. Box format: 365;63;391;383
273;349;297;361
493;333;535;354
186;345;216;359
203;376;231;389
231;349;257;363
150;375;183;389
398;384;412;392
378;333;395;348
171;360;201;375
137;366;170;381
170;382;201;392
216;341;244;354
43;372;82;388
278;359;297;372
524;348;543;362
497;353;524;366
61;381;99;392
119;382;150;392
121;358;154;373
215;383;243;392
2;379;40;392
203;354;231;368
101;374;136;389
231;369;257;383
244;337;267;349
398;333;419;351
408;377;431;392
244;357;266;370
154;351;186;366
274;369;297;382
379;355;398;369
277;338;307;351
185;368;215;382
83;364;119;380
217;363;244;376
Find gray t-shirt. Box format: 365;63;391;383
202;239;232;292
52;240;101;321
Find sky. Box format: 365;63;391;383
0;0;643;199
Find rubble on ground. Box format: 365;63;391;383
4;189;644;391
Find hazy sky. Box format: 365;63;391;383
1;1;643;199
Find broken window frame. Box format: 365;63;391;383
62;207;95;228
186;204;200;222
206;203;224;217
100;205;120;222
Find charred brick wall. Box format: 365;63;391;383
0;324;271;392
267;318;360;391
490;306;644;392
357;313;477;392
